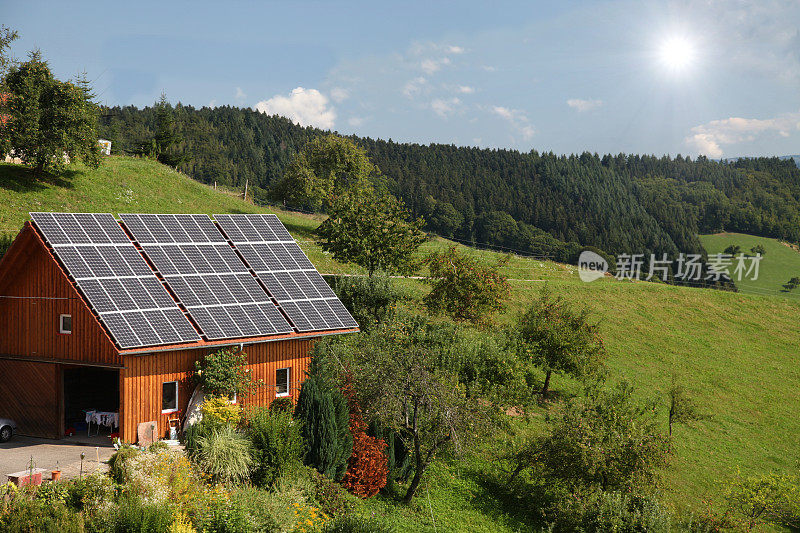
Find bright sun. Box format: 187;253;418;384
659;36;695;72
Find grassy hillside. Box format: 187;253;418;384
701;232;800;300
2;157;799;529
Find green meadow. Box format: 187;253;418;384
2;157;799;530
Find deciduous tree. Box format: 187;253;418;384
4;51;100;177
511;382;668;492
516;287;606;396
316;186;427;276
423;245;510;323
271;135;381;211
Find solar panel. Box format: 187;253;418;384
29;213;201;349
119;214;293;340
214;214;358;332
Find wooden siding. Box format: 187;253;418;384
119;339;312;442
0;225;120;366
0;359;61;439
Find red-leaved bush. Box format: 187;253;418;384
340;374;388;498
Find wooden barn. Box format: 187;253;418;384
0;212;358;443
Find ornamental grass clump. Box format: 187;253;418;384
194;426;254;485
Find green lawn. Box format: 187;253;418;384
701;232;800;300
3;157;799;529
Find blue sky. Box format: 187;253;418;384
5;1;799;158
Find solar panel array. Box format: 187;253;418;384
119;214;294;340
29;213;201;349
214;214;358;332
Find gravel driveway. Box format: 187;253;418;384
0;436;115;481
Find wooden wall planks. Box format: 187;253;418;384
0;226;120;366
0;359;60;439
119;339;312;442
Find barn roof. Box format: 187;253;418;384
26;212;358;352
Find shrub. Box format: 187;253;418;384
245;407;304;488
194;426;254;485
0;498;84;533
340;376;387;498
331;274;401;329
195;348;259;399
34;480;69;506
724;471;800;530
548;488;674;532
66;471;115;517
115;448;204;503
111;497;173;533
322;514;396;533
423;245;510;323
226;486;282;533
269;397;295;414
295;373;352;481
109;443;142;484
308;469;358;518
201;394;243;427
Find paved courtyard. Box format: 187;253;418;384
0;435;115;481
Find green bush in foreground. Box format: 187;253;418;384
0;498;83;533
245;406;304;488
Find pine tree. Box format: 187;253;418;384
294;373;352;480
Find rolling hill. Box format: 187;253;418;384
2;156;799;528
701;232;800;300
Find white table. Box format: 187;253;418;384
84;410;119;436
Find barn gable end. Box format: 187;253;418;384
0;223;120;367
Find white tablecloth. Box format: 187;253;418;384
85;410;119;428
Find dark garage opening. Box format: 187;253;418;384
63;367;119;437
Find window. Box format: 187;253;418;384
162;381;178;413
59;314;72;334
276;368;290;397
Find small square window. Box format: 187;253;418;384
276;368;290;397
59;314;72;334
162;381;178;413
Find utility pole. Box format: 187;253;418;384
243;179;248;202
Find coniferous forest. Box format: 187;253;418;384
99;104;800;265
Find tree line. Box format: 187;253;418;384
97;103;800;268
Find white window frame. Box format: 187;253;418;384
161;381;179;413
275;367;291;397
59;314;72;334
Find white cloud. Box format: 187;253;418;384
421;57;450;74
330;87;349;103
491;106;535;140
235;87;246;101
567;98;603;112
457;85;475;94
431;97;461;118
684;111;800;157
208;99;217;109
254;87;336;129
447;45;465;54
348;116;365;127
402;76;427;98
